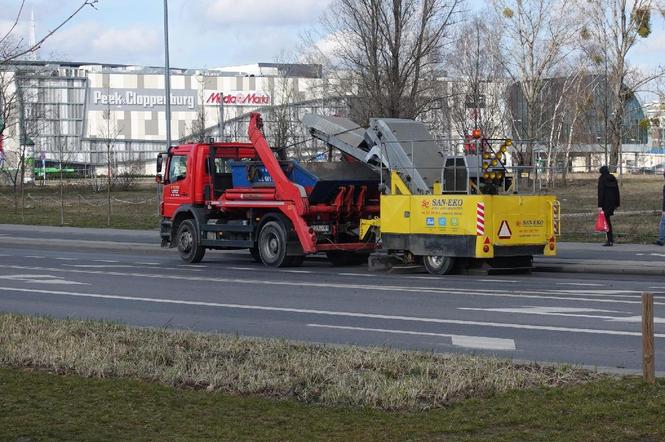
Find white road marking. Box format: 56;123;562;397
66;264;139;268
63;264;203;272
556;282;603;287
459;306;629;321
133;262;160;265
280;270;313;274
178;264;207;268
1;286;664;338
228;267;254;271
608;316;665;323
24;256;46;259
4;264;665;307
93;260;119;263
477;279;518;283
460;306;665;323
0;253;11;257
650;253;665;258
549;289;641;295
0;274;88;285
307;324;516;351
55;257;78;261
337;273;373;277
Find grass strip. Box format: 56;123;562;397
2;364;664;440
0;313;600;411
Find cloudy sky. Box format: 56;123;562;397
0;0;662;74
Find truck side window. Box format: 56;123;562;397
168;155;187;182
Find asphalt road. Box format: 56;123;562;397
1;227;664;374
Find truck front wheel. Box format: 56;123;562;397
423;255;455;275
176;219;205;263
258;220;290;267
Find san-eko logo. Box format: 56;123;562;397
206;92;271;106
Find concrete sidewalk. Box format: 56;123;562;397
1;223;664;276
536;241;665;276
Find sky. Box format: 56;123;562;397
0;0;663;76
0;0;333;68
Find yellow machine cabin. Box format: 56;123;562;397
371;170;559;274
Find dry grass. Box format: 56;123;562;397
0;313;601;411
555;175;663;242
0;185;160;229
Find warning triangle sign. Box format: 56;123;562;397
498;220;512;239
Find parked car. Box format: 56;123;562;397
638;166;656;174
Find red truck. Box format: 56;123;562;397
158;113;380;266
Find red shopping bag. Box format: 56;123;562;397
594;210;609;233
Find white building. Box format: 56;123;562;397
0;61;329;177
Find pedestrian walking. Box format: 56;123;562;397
598;165;620;246
656;171;665;246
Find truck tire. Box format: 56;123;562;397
423;255;455;275
258;220;290;267
326;252;368;267
176;219;205;263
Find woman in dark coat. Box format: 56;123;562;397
598;165;620;246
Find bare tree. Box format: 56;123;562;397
264;59;302;160
446;15;510;141
0;70;21;192
540;65;594;185
98;90;123;227
315;0;462;124
0;69;50;219
491;0;582;165
584;0;664;169
186;74;208;143
0;1;99;64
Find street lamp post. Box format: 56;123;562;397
163;0;172;151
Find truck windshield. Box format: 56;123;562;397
168;155;187;182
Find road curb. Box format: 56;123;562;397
0;237;164;253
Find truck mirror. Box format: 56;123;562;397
156;153;163;174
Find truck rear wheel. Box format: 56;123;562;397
423;255;455;275
258;220;291;267
176;219;205;263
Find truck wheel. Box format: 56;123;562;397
326;252;368;267
423;255;455;275
176;219;205;263
258;221;289;267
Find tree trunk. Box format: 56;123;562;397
60;168;64;226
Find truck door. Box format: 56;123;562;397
163;153;192;218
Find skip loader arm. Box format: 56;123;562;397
246;112;317;253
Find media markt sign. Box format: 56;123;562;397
205;91;271;107
88;88;197;111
